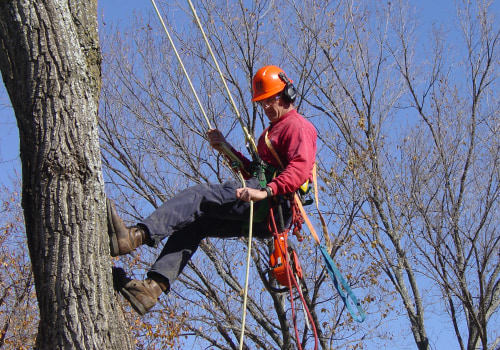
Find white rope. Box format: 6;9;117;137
185;1;256;347
150;1;257;346
186;0;259;157
150;0;243;168
238;199;253;350
150;0;212;129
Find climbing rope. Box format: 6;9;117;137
183;2;267;348
150;0;244;169
186;0;260;159
238;199;253;350
150;1;257;348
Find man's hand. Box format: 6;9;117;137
236;187;268;202
207;129;228;152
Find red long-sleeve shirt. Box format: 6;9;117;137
230;109;317;196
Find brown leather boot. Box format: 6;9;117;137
107;199;152;256
113;267;169;315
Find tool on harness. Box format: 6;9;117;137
297;181;314;206
248;158;276;188
267;194;304;290
268;234;303;289
264;190;320;350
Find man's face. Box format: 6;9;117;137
257;93;285;123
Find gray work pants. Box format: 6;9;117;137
141;178;284;286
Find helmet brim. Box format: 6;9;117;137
252;87;284;102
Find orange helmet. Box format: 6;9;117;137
252;65;293;102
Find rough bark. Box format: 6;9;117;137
0;0;133;348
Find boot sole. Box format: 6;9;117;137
119;287;148;316
106;199;120;257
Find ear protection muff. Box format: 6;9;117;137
278;72;297;104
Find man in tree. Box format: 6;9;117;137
111;65;317;315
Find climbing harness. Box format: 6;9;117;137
258;128;318;349
265;131;366;324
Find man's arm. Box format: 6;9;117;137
207;129;252;174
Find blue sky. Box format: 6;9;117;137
0;0;473;182
0;1;499;349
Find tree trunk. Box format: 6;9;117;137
0;0;133;348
